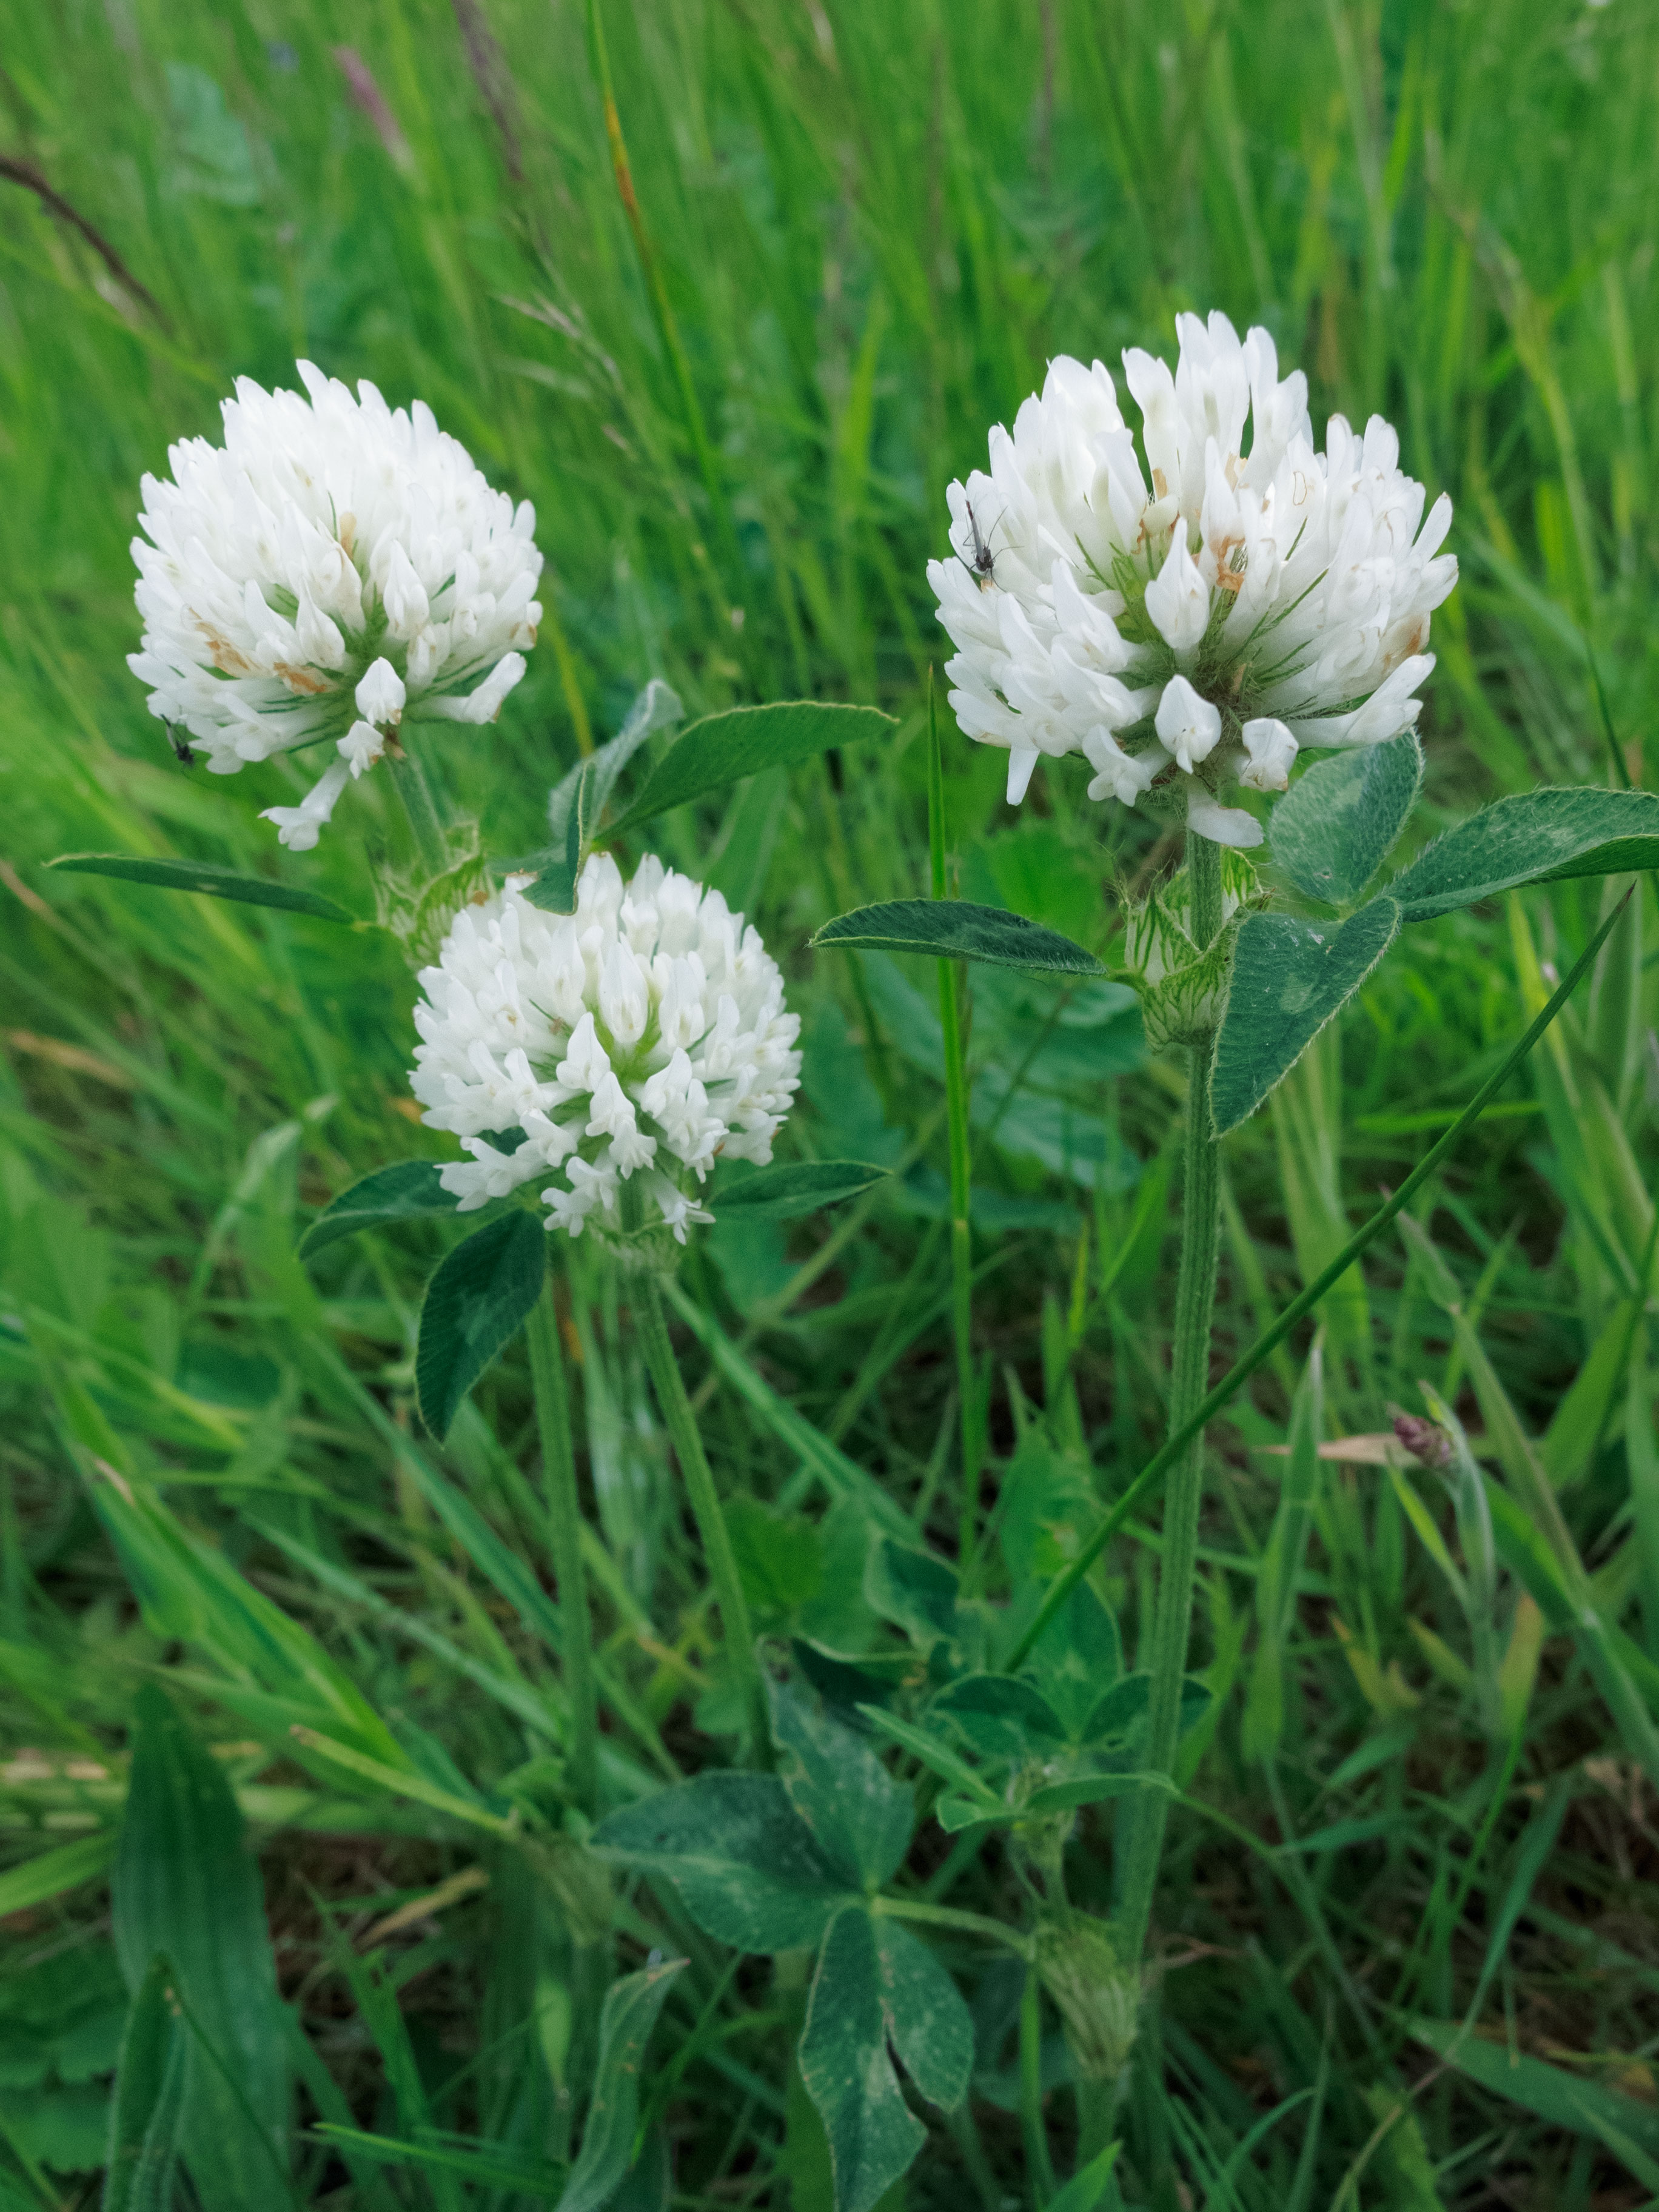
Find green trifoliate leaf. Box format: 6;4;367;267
297;1161;456;1259
799;1908;972;2212
414;1209;546;1440
931;1675;1069;1761
716;1160;890;1220
591;1773;856;1951
48;852;358;922
1211;899;1399;1134
814;899;1102;974
610;700;892;833
1386;786;1659;922
559;1959;687;2212
769;1679;914;1891
1269;730;1423;906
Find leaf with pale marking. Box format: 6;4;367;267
592;1773;855;1949
800;1908;973;2212
1386;786;1659;922
1211;899;1399;1134
1270;731;1422;905
561;1959;687;2212
769;1678;913;1889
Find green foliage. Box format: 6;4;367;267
610;703;893;834
414;1209;548;1439
1269;733;1423;907
1211;900;1400;1133
1389;788;1659;920
111;1689;290;2210
816;899;1104;973
45;853;359;922
102;1956;189;2212
560;1960;686;2212
714;1160;891;1220
5;0;1659;2204
295;1160;455;1259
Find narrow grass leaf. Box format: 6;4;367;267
104;1953;189;2212
1046;2144;1121;2212
0;1830;114;1917
1408;2019;1659;2161
609;702;892;831
1242;1349;1324;1762
561;1959;688;2212
112;1686;291;2211
1270;732;1422;905
814;899;1102;975
297;1161;455;1259
662;1285;912;1536
1386;787;1659;922
415;1209;546;1440
1463;1774;1573;2027
310;2126;566;2193
47;853;358;922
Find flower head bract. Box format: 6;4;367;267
410;856;802;1244
928;313;1456;846
129;360;543;849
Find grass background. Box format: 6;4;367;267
1;0;1658;2205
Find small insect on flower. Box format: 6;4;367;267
928;313;1457;837
960;497;1003;591
166;725;195;768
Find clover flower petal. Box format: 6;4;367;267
129;361;543;845
929;312;1456;831
410;856;801;1244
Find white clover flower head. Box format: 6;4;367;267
128;360;543;848
409;856;802;1246
928;313;1456;843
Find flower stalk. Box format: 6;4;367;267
525;1265;600;1818
634;1271;769;1767
1117;828;1225;1965
928;677;978;1570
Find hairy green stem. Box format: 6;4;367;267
635;1272;769;1765
942;971;974;1564
526;1272;600;1818
1020;1965;1059;2207
873;1893;1034;1957
1116;831;1225;1964
928;675;978;1570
